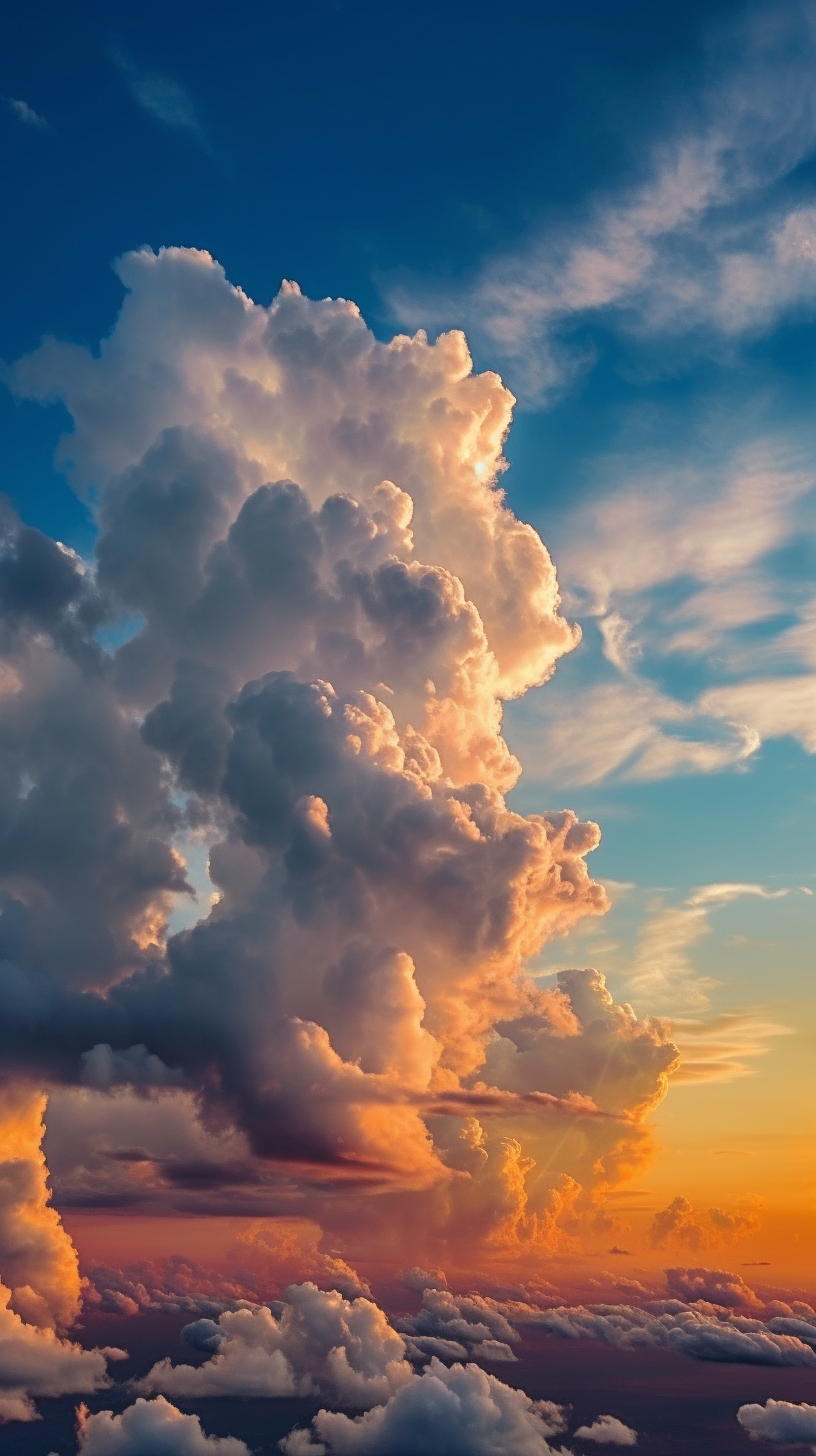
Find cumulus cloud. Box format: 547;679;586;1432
76;1395;250;1455
139;1282;414;1405
573;1415;637;1445
280;1357;568;1456
649;1196;762;1252
84;1257;260;1319
0;1084;82;1329
0;246;691;1272
0;1281;121;1423
737;1398;816;1444
664;1266;760;1309
394;1286;519;1363
0;1087;126;1421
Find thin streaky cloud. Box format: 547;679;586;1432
508;433;816;787
6;97;47;129
387;1;816;400
111;48;207;147
686;882;789;906
626;881;792;1010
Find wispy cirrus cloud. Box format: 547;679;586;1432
112;48;207;147
506;432;816;787
670;1010;793;1083
626;880;790;1010
5;97;47;129
388;3;816;400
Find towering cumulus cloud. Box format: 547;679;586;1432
0;249;679;1298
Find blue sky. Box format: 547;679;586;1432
1;6;816;1452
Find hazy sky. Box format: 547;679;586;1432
0;3;814;1454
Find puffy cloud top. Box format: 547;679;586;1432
737;1398;816;1444
573;1415;637;1445
139;1282;413;1405
76;1395;250;1455
281;1357;568;1456
0;250;680;1273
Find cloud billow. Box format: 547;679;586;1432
0;248;686;1393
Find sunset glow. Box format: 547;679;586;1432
1;4;814;1453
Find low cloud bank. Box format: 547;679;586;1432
513;1299;816;1366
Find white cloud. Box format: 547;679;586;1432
5;98;47;129
139;1282;413;1405
509;436;816;788
511;679;759;788
394;1287;519;1363
76;1396;250;1455
559;448;812;614
573;1415;637;1445
0;1281;121;1424
701;674;816;754
389;3;816;398
280;1358;568;1456
685;883;788;907
111;51;207;146
737;1398;816;1444
624;880;789;1011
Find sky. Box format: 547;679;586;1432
0;2;814;1453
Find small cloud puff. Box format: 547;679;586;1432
5;98;47;128
280;1358;568;1456
76;1395;250;1454
737;1399;816;1444
649;1195;761;1251
111;51;207;145
574;1415;637;1445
